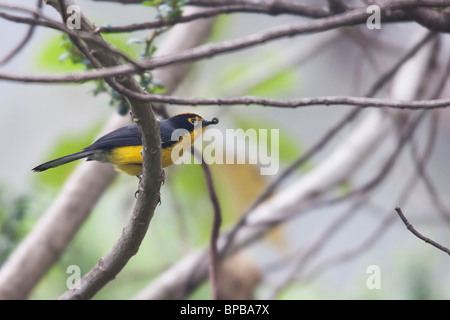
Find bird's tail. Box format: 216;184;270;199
32;150;95;172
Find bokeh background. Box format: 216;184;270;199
1;0;450;299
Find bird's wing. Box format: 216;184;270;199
84;124;142;151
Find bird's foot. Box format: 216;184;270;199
135;173;162;205
161;169;165;186
135;174;143;199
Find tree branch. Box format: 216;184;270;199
1;0;449;301
192;148;222;300
48;0;161;300
132;28;435;300
395;207;450;255
266;195;368;299
407;7;450;32
94;0;331;18
0;1;214;301
0;0;42;66
2;1;448;84
88;90;450;110
97;1;330;34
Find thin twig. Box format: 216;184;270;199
0;1;211;300
409;113;450;221
395;207;450;255
1;1;446;84
0;0;42;66
266;194;368;299
219;31;436;256
409;50;450;222
0;3;144;70
327;0;348;13
98;3;329;34
251;110;427;228
95;0;330;19
44;0;162;300
192;148;222;300
301;110;439;283
321;111;428;207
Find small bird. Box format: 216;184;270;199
32;113;219;176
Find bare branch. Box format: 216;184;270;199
0;0;42;66
0;7;67;31
395;207;450;255
1;1;447;84
226;30;435;226
98;2;330;34
301;107;441;284
410;113;450;221
4;62;450;110
327;0;349;14
407;6;450;32
44;0;160;300
1;0;449;302
96;90;450;110
409;54;450;222
94;0;330;18
266;194;368;299
133;28;435;300
192;148;222;300
0;1;214;300
0;4;118;47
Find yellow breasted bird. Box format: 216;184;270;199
32;113;219;175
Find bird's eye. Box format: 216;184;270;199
188;117;197;125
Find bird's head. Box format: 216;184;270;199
168;112;219;132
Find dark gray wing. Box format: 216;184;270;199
84;124;142;151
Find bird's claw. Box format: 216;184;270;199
135;172;163;204
161;169;165;186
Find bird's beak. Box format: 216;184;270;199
202;117;219;126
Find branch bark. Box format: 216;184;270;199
2;0;449;84
0;3;215;300
0;0;42;66
407;7;450;32
395;207;450;255
132;28;434;300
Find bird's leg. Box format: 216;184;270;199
155;170;164;205
135;173;143;199
135;173;162;205
161;169;165;186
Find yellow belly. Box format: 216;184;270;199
107;144;182;175
106;128;205;175
107;146;144;176
162;147;178;168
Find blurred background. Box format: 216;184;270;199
1;0;450;299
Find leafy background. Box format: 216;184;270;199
1;0;450;299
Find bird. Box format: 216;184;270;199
32;112;219;176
